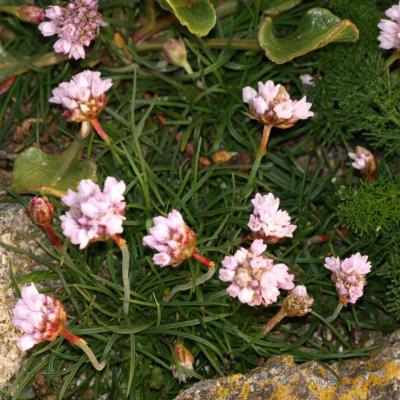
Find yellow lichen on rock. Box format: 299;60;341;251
338;360;400;400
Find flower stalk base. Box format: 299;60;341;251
112;235;131;315
60;328;105;371
246;124;272;193
192;251;215;269
90;117;111;144
264;307;287;335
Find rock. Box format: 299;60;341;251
176;330;400;400
0;203;49;391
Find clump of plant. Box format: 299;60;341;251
338;178;400;236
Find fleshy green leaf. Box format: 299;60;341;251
259;7;359;64
11;141;97;197
163;0;216;37
265;0;304;15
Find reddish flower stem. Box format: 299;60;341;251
42;224;63;249
192;251;215;269
90;118;111;144
264;307;287;335
60;328;105;371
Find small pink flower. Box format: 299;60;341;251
38;0;105;59
324;253;372;305
248;193;297;243
50;70;112;123
299;74;315;87
348;146;376;179
12;283;65;351
378;4;400;50
143;210;214;268
219;240;294;306
242;80;313;128
60;177;126;249
292;285;307;297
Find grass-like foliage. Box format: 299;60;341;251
0;0;399;399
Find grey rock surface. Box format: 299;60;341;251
0;203;49;390
176;330;400;400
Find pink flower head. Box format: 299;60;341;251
50;70;112;123
378;3;400;50
242;80;314;128
324;253;372;305
38;0;105;59
12;283;66;351
219;239;294;306
248;193;297;243
60;177;126;249
143;210;197;267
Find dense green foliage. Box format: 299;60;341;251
0;0;400;399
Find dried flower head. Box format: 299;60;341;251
324;253;372;305
28;197;55;226
60;177;126;249
242;80;314;128
348;146;377;178
248;193;297;244
38;0;105;59
50;70;112;123
219;240;294;306
172;344;194;383
143;210;196;267
378;3;400;50
282;285;314;317
163;38;192;74
12;283;65;351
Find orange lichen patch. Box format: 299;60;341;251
308;380;336;400
338;361;400;400
215;383;230;399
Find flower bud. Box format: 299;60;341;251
211;150;237;164
163;38;193;74
282;285;314;317
172;344;194;383
28;197;54;226
16;5;45;24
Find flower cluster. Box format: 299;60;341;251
324;253;372;305
50;70;112;123
378;3;400;50
242;80;314;128
248;193;296;243
39;0;105;59
143;210;197;267
219;239;294;306
12;283;65;351
60;177;126;249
